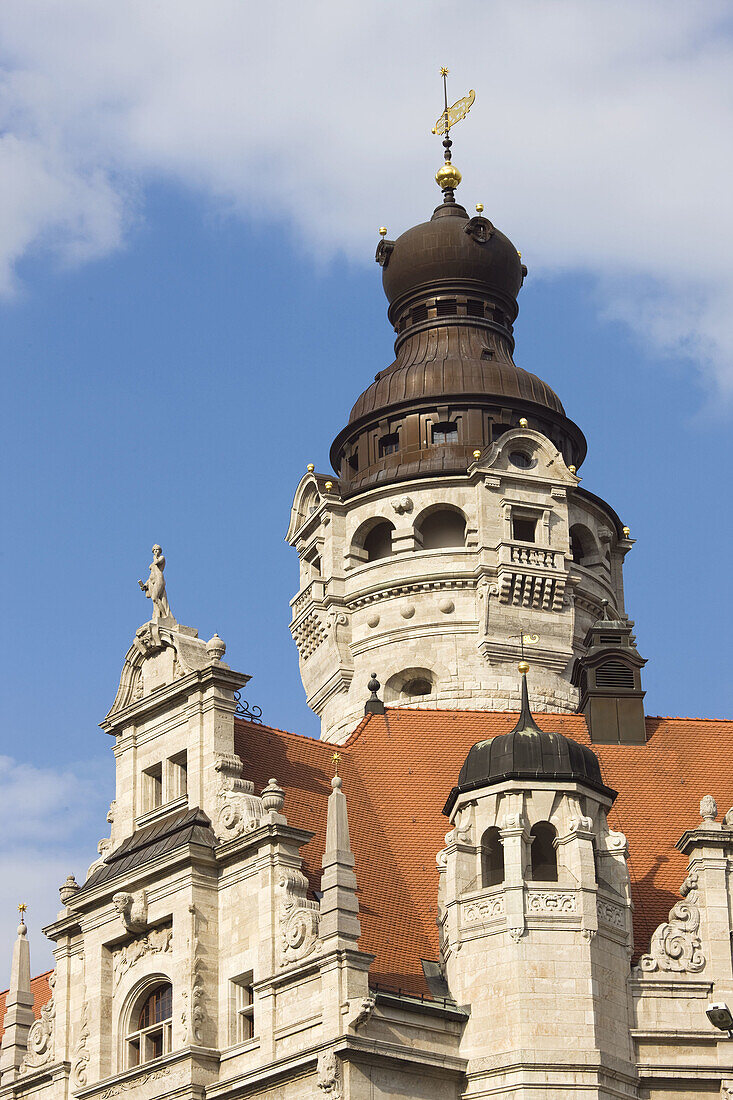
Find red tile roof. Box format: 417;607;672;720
5;708;731;1019
235;708;733;995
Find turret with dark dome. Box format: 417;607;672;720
330;173;586;496
444;669;616;815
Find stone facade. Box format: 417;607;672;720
287;428;633;743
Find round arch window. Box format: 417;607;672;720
509;450;533;469
127;983;172;1067
402;677;432;698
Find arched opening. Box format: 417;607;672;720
384;667;436;703
416;508;466;550
126;982;172;1068
569;523;597;566
481;827;504;887
402;677;432;698
530;822;558;882
363;520;394;561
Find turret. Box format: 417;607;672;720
438;668;639;1098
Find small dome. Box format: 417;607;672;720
382;202;524;310
443;676;615;815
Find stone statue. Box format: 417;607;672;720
138;545;173;621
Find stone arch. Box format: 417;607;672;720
481;826;504;888
569;523;599;566
384;667;436;703
414;504;467;550
529;821;558;882
351;516;395;563
118;972;173;1072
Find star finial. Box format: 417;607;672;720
18;903;27;915
331;752;342;776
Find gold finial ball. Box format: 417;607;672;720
306;463;315;474
473;449;481;460
431;127;437;135
622;525;631;537
476;203;484;213
517;250;522;259
324;480;333;491
436;162;462;190
568;464;577;474
379;227;387;237
518;660;530;674
519;417;528;428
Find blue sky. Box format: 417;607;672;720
0;0;731;970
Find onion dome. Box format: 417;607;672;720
443;671;615;815
330;194;586;496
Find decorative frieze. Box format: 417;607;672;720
463;896;505;923
347;577;472;612
597;899;625;930
98;1066;172;1098
112;925;172;987
526;890;577;915
291;609;329;660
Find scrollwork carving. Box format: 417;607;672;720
20;973;55;1073
98;1066;172;1098
526;891;576;914
637;873;705;974
464;896;505;923
214;752;264;840
71;993;90;1088
278;870;321;967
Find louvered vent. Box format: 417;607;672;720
595;660;635;689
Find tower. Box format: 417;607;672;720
287;82;641;743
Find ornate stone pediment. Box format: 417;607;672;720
106;621;238;717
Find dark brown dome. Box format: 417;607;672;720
382;202;524;310
329;194;586;496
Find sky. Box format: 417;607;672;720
0;0;731;972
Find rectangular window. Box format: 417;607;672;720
379;432;399;457
431;421;459;444
230;975;255;1044
168;751;188;801
512;516;537;543
143;763;163;812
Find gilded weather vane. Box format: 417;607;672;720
432;68;475;199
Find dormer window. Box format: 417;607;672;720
432;421;458;444
379;432;399;457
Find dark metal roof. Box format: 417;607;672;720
83;807;215;891
443;675;615;815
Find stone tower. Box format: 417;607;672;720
287;162;640;743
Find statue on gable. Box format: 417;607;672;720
138;545;173;622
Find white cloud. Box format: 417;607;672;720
0;1;732;392
0;755;111;974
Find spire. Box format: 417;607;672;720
0;907;35;1080
431;68;474;203
319;774;361;948
509;664;544;736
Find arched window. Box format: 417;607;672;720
416;508;466;550
401;677;432;698
569;524;597;566
481;827;504;887
530;822;558;882
363;520;394;561
127;983;172;1067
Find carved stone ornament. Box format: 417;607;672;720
214;753;264;840
71;988;90;1088
277;869;321;967
637;872;705;974
463;215;495;243
20;973;55;1073
700;794;718;822
112;925;172;986
138;545;173;622
98;1066;172;1099
391;495;413;515
508;927;524;943
113;889;148;933
526;891;577;915
464;896;505;923
347;995;376;1031
317;1049;342;1097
